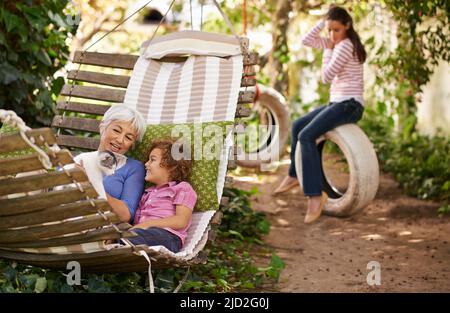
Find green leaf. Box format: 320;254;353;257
23;6;45;30
2;11;21;33
0;63;21;84
228;229;244;240
36;49;52;66
34;277;47;293
0;32;6;47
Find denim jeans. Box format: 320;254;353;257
128;227;182;253
288;98;364;196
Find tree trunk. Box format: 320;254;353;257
268;0;292;97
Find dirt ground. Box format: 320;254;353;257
231;155;450;292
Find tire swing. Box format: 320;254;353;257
236;85;290;169
295;124;379;216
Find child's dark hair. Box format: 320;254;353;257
326;6;367;63
147;138;192;182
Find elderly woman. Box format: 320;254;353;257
80;104;146;223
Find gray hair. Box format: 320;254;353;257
100;104;146;143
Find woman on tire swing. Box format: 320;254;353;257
273;6;366;224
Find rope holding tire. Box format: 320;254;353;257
295;123;379;216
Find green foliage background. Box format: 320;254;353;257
0;0;77;127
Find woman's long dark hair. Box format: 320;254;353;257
326;6;366;63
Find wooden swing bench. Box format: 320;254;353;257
0;34;258;274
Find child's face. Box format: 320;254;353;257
144;148;171;185
326;19;350;44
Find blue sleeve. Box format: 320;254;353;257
121;160;146;223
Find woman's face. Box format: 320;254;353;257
326;19;350;44
99;120;137;154
144;148;170;185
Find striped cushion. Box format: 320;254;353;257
123;55;243;125
141;30;242;59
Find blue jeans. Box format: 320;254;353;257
128;227;182;253
288;98;364;196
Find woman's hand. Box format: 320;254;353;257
326;39;335;49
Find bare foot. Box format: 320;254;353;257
273;176;299;195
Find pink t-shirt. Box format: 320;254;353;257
134;181;197;245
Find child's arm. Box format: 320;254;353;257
131;205;192;230
321;39;353;83
301;20;329;50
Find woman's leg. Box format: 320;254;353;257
299;100;363;196
288;105;328;177
273;105;328;195
299;99;364;223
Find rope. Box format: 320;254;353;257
243;0;247;35
84;0;156;52
142;0;176;51
173;266;191;293
211;0;239;38
200;1;204;31
139;250;155;293
0;109;55;170
189;0;193;30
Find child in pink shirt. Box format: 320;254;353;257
129;138;197;253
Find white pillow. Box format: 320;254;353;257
141;30;242;59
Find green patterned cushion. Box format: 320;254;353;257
128;121;233;212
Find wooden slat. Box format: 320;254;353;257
60;84;254;104
52;115;100;133
210;211;223;225
60;85;124;103
227;158;237;170
0;224;134;249
219;197;230;207
56;135;100;151
56;101;251;118
0;150;73;176
0;185;97;216
238;90;255;104
0;212;120;243
67;70;256;88
224;176;234;187
72;50;258;69
207;229;217;242
243;65;256;77
0;245;134;264
0;199;111;230
67;70;130;88
56;101;110;115
0;168;88;197
243;51;259;66
241;76;256;87
73;51;138;69
235;104;252;118
86;247;208;272
0;128;56;154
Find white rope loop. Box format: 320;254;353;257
0;109;54;170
